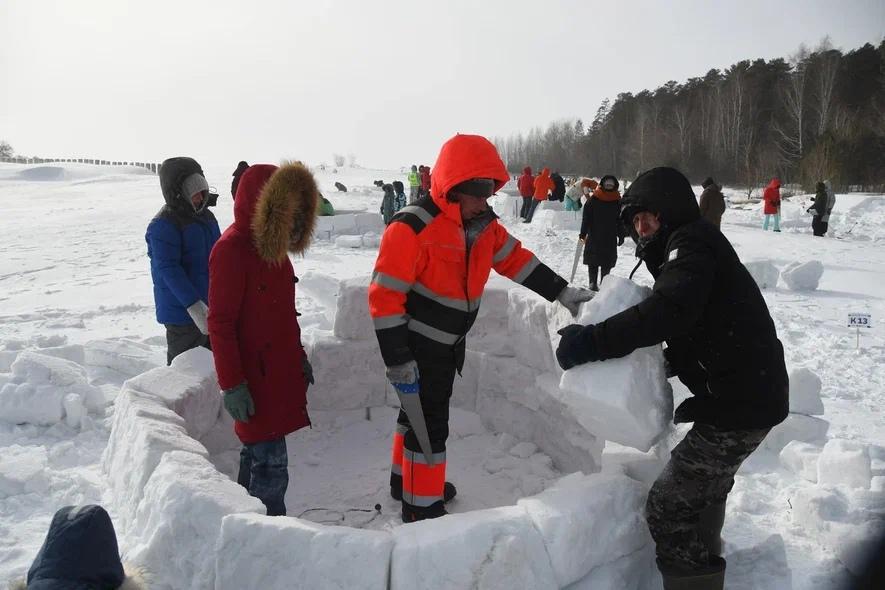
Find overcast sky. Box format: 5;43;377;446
1;0;883;170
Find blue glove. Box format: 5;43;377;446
556;324;600;370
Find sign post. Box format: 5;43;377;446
847;313;872;349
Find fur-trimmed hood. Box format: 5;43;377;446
233;162;319;264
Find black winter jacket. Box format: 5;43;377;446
551;172;566;201
580;197;623;268
595;168;789;430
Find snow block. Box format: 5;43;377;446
468;280;514;355
390;505;558;590
124;347;221;440
354;212;385;234
789;367;824;415
451;349;482;413
534;209;583;231
779;441;820;483
304;331;388;410
518;472;653;588
332;275;373;340
507;289;556;373
489;194;521;218
84;338;164;377
762;412;829;452
102;388;209;530
0;444;50;498
567;544;658;590
559;276;672;452
538;200;564;211
0;351;104;424
744;260;780;289
361;232;382;248
315;213;357;238
817;438;872;489
216;513;393;590
39;343;86;366
601;441;669;486
127;451;264;590
335;234;364;248
782;260;824;291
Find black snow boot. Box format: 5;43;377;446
391;481;457;503
696;502;726;557
658;556;726;590
402;501;447;523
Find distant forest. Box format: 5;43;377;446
493;38;885;193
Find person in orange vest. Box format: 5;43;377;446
524;167;554;223
369;134;593;522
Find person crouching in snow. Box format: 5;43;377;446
369;134;593;522
147;157;221;365
208;162;317;516
11;504;147;590
556;167;788;589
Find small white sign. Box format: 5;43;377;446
848;313;872;328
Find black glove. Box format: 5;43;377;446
302;355;314;388
556;324;600;370
673;397;714;424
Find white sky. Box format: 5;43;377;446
1;0;883;170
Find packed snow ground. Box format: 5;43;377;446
0;162;883;589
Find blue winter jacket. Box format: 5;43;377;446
146;207;221;325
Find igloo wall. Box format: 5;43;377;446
102;274;661;589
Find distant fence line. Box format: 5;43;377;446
0;156;160;173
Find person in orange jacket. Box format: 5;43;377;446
524;167;554;223
762;178;782;232
368;134;593;522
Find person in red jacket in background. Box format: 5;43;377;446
419;165;432;198
207;162;318;516
524;166;554;223
369;134;593;522
517;166;535;219
762;178;782;232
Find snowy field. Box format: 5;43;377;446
0;161;883;589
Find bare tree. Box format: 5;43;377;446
773;46;810;162
0;140;13;158
811;50;840;136
672;102;692;163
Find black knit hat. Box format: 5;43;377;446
452;178;496;198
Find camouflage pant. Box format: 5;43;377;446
645;423;770;570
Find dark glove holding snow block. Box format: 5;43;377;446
302;355;314;388
556;324;600;370
223;382;255;423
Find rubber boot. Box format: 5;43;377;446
659;556;726;590
696;502;726;556
402;500;447;523
391;481;456;503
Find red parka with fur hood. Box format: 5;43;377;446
208;163;318;444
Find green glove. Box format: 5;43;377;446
223;382;255;422
302;356;314;388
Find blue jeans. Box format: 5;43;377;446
763;213;780;231
237;437;289;516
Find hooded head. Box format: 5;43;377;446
816;181;826;192
523;166;532;175
159;156;209;215
233;162;319;264
701;177;716;189
429;134;509;224
620;167;699;244
768;177;781;189
26;505;125;590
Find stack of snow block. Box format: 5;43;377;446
533;209;583;231
558;276;672;452
84;337;165;377
0;350;105;425
305;275;388;410
489;194;522;218
315;212;384;240
538;200;564;211
765;367;828;452
103;347;264;589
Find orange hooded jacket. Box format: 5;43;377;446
533;167;554;200
368;135;567;367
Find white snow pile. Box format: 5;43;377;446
0;350;106;426
781;260;824;291
764;367;828;452
744;259;780;289
558;275;673;452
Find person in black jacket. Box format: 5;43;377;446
809;181;828;236
550;170;566;202
556;167;788;589
231;160;249;200
580;175;624;290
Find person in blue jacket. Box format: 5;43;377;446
146;157;221;364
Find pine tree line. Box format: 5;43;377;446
493;39;885;194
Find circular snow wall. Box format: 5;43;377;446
103;276;657;589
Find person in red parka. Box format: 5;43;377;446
762;178;782;232
524;167;554;223
207;162;318;516
517;166;535;219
